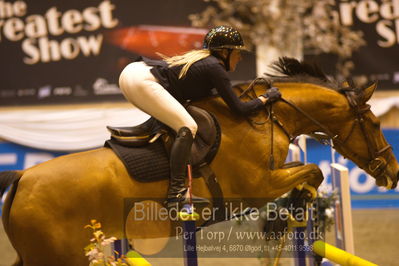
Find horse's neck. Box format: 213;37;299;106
193;86;349;168
273;84;350;137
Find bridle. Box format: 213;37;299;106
237;79;393;180
336;88;392;179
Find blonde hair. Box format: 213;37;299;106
159;49;211;79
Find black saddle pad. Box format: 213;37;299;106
104;105;221;182
105;138;170;182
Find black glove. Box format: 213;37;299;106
261;87;281;103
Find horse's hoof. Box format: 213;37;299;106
302;184;317;199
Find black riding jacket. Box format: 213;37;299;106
140;55;263;115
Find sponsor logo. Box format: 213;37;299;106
73;85;89;96
0;90;16;98
17;88;36;97
38;85;52;99
53;87;72;96
93;78;121;95
393;72;399;84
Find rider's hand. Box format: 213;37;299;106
260;87;282;103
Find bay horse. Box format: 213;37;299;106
1;58;398;266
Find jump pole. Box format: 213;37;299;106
313;240;377;266
111;239;152;266
125;250;152;266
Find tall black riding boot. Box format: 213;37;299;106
166;127;209;208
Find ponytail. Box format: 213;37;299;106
158;49;211;79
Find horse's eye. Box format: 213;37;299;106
368;116;381;128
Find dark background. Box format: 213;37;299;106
0;0;256;106
1;0;398;106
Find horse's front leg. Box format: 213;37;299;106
266;163;324;199
261;163;324;235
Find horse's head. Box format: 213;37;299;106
331;82;399;189
265;57;399;189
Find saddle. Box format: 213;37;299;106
105;105;225;223
105;105;221;181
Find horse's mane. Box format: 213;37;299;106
266;57;340;90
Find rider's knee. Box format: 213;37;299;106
186;123;198;137
176;118;197;137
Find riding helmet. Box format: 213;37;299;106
203;25;245;50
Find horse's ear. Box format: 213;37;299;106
360;81;377;103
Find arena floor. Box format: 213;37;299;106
1;209;398;266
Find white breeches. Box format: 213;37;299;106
119;61;198;136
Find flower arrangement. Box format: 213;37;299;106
84;219;129;266
316;190;337;233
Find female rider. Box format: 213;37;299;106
119;25;281;208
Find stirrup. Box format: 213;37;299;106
165;189;210;209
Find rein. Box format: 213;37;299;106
279;98;338;140
240;80;392;178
